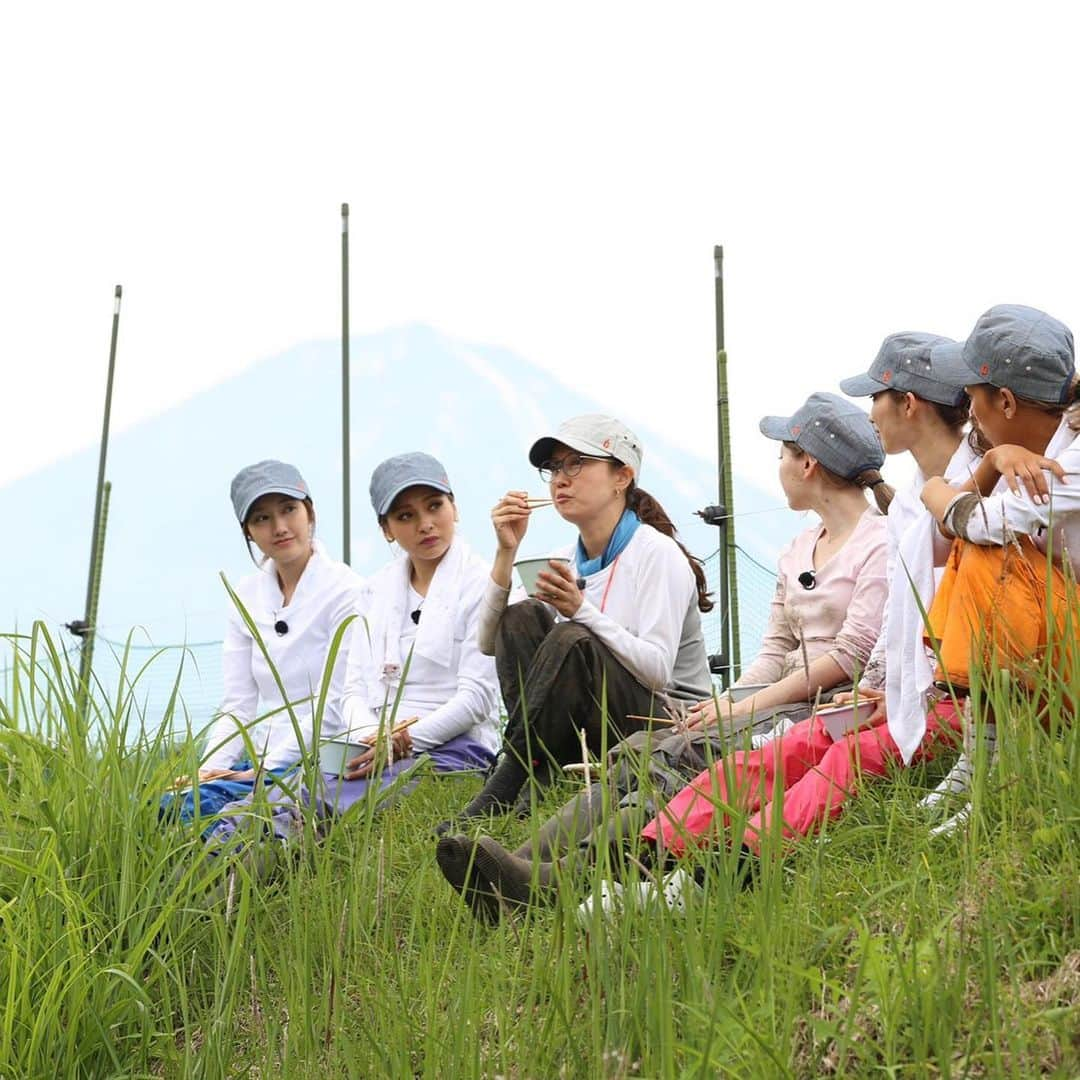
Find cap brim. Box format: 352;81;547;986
377;477;454;517
239;484;310;523
758;415;794;441
838;373;887;398
527;433;611;467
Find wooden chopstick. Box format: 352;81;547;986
389;715;420;736
526;498;553;509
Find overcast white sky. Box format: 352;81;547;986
4;2;1080;502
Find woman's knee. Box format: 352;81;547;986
496;599;554;650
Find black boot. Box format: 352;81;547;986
511;758;559;819
435;835;501;925
435;754;530;835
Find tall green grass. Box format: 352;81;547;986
0;620;1077;1077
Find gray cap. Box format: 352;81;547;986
934;304;1076;404
839;331;966;407
370;452;452;517
230;460;311;523
760;392;884;479
528;414;643;476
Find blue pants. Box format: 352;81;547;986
204;734;495;847
160;760;295;833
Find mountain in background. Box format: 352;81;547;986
3;326;795;723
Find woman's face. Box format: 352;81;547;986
245;493;313;566
543;443;632;525
869;391;910;455
966;384;1008;447
382;486;456;565
777;442;813;511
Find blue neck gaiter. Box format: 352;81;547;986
575;508;641;577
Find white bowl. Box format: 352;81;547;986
514;556;572;597
815;700;877;742
318;737;372;777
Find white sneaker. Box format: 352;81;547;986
575;869;700;928
929;805;970;838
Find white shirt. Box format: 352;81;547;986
479;524;712;700
203;541;368;771
341;537;502;755
944;419;1080;577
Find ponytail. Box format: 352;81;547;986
625;481;714;613
854;470;894;515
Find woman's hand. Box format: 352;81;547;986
491;491;532;554
344;728;413;781
828;686;885;725
986;444;1067;504
535;560;583;618
684;695;741;731
920;476;960;524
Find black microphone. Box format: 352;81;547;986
410;608;422;625
274;619;289;636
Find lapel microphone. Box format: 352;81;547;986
274;619;289;636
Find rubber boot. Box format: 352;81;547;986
514;782;607;861
436;753;530;836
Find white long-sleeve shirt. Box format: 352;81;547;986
943;419;1080;577
341;538;502;755
202;542;367;771
478;524;712;701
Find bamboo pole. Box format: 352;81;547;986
714;248;741;679
76;481;111;713
341;203;352;565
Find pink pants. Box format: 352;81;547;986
641;700;964;856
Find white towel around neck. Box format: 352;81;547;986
886;439;979;762
373;535;470;684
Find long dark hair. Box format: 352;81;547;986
623;479;714;613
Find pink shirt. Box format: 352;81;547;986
736;509;888;686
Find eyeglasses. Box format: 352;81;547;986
798;570;817;591
538;452;612;483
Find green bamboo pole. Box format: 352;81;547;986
341;203;352;565
76;481;111;719
714;247;742;678
83;285;121;626
69;285;122;714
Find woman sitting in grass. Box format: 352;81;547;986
437;414;714;832
645;304;1080;872
838;332;985;811
164;460;366;827
920;304;1080;711
436;393;891;920
202;453;500;850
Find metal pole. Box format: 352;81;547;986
341;203;352;565
714;247;742;678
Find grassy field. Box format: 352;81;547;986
0;626;1077;1078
